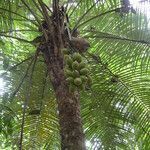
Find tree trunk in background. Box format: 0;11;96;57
43;50;86;150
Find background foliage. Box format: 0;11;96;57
0;0;149;149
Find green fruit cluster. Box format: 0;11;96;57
63;51;92;92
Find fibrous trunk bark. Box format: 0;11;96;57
43;50;86;150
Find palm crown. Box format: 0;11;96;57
0;0;149;149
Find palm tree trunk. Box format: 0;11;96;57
43;50;86;150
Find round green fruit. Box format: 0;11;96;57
66;77;74;83
80;75;88;83
80;68;89;75
73;70;80;77
74;78;82;86
79;84;85;90
78;61;86;70
72;61;79;70
65;56;73;68
87;76;92;85
62;48;70;55
72;53;82;62
64;54;70;61
69;84;76;92
64;69;73;77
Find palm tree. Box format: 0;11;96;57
0;0;149;149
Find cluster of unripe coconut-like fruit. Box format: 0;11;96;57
62;49;92;92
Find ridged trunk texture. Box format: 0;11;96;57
43;50;86;150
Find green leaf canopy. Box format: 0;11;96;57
0;0;149;149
